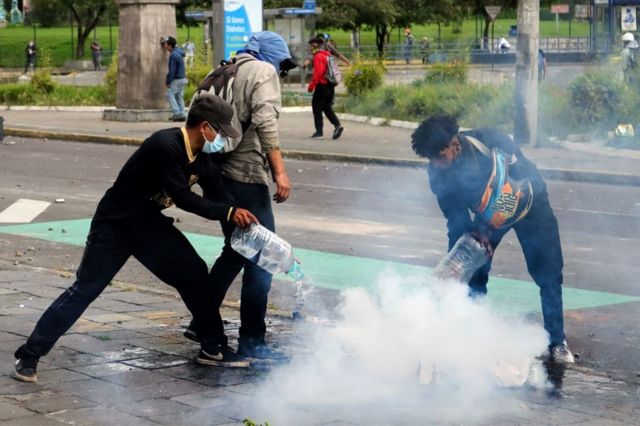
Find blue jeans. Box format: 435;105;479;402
205;177;276;344
468;189;566;347
166;78;187;117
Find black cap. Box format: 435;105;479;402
160;36;177;47
188;94;240;138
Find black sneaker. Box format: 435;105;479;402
310;132;324;139
14;357;38;382
237;341;289;363
196;346;250;368
183;326;200;343
170;115;187;122
332;126;344;140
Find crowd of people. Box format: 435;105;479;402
12;29;576;384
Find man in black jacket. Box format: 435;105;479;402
13;94;258;383
411;114;574;364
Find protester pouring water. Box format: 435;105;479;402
411;114;574;364
184;31;298;364
12;94;259;383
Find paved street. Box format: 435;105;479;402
1;115;640;424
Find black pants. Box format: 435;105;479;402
204;177;275;345
468;189;566;346
16;214;221;359
312;83;340;135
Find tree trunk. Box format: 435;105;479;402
483;19;490;50
375;23;388;58
513;0;539;145
70;5;107;59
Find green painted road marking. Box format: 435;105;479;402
2;219;639;315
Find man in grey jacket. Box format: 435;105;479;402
187;32;297;363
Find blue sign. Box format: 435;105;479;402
283;8;316;15
224;0;263;60
303;0;316;9
185;11;205;20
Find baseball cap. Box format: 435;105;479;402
188;94;240;138
160;36;177;47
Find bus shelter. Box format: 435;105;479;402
592;0;640;54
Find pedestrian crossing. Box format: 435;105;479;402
0;199;51;223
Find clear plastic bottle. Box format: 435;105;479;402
432;233;489;283
230;224;305;281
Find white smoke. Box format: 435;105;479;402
251;270;550;424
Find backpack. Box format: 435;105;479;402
325;54;342;86
191;58;251;134
195;60;240;103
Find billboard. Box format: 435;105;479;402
224;0;263;60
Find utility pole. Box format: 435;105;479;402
513;0;540;145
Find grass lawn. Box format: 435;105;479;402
0;17;590;68
326;19;590;50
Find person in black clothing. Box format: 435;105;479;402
13;94;259;383
24;40;37;74
411;114;574;364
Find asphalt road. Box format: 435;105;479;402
1;136;639;384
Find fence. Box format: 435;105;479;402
342;36;593;64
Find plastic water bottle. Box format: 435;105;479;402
230;224;304;281
432;233;489;283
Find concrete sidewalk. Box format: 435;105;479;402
2;107;640;186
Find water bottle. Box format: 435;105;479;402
432;233;489;283
230;224;304;281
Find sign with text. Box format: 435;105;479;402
484;6;502;21
574;4;589;19
551;4;570;14
224;0;263;60
622;6;637;32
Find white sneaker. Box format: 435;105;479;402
551;340;575;364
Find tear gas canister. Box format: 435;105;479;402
230;223;304;281
432;233;489;283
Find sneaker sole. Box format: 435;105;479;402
552;354;575;364
196;357;250;368
183;330;201;343
13;371;37;383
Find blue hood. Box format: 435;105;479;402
240;31;291;72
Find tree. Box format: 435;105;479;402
31;0;116;59
314;0;397;58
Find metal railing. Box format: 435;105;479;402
340;37;593;63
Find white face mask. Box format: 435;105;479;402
201;124;227;154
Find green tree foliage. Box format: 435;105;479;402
175;0;209;27
30;0;116;59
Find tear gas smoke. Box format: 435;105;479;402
251;271;550;424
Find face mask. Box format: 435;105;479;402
202;132;227;154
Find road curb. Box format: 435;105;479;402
5;127;143;146
5;127;640;187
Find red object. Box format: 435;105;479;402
308;50;330;92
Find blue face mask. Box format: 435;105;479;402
202;132;227;154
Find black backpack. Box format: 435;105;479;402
192;58;252;132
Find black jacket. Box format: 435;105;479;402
427;127;544;249
94;128;233;222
